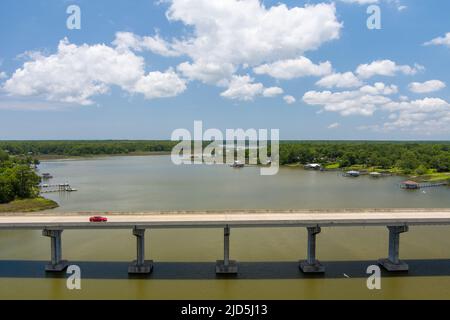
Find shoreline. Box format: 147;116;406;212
35;151;171;161
37;154;450;184
0;197;59;213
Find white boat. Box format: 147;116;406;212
345;170;360;177
230;161;244;168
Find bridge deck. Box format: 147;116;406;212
1;209;450;229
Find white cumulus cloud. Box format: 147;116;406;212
302;82;396;116
262;87;284;98
424;33;450;48
316;72;363;88
409;80;446;94
283;95;296;104
359;82;398;95
137;0;342;85
220;75;264;101
356;60;424;79
177;60;236;85
380;98;450;133
113;32;181;57
2;38;186;105
253;57;332;80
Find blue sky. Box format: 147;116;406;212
0;0;449;140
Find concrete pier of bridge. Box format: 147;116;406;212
43;229;68;272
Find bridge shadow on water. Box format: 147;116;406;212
1;260;450;280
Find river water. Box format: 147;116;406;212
1;155;450;299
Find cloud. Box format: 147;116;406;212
408;80;446;94
328;122;340;129
177;60;236;85
220;75;264;101
356;60;424;79
132;69;187;99
316;72;363;88
0;72;6;79
2;38;186;105
302;82;396;116
2;1;343;105
113;32;181;57
383;97;449;113
283;95;296;104
253;57;332;80
144;0;341;85
262;87;284;97
424;33;450;48
380;98;450;133
359;82;398;95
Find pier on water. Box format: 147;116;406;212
1;209;450;275
40;183;77;193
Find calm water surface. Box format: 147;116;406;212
1;155;450;299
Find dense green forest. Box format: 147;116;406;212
0;140;449;177
0;141;177;157
278;142;450;174
0;150;41;204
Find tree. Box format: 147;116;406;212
0;175;15;203
0;150;9;163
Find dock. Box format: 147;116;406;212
39;183;77;193
1;209;450;275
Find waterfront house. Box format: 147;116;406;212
401;180;420;190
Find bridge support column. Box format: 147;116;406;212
378;225;409;272
216;225;238;274
300;226;325;273
43;229;68;272
128;228;153;274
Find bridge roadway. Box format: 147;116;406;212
1;209;450;274
1;209;450;229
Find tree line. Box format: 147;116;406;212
0;140;449;176
278;141;450;174
0;150;40;204
0;141;177;157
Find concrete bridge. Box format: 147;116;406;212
1;209;450;275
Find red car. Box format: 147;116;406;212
89;216;108;223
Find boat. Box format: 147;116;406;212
230;161;244;168
370;172;382;178
304;163;322;170
345;170;360;177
